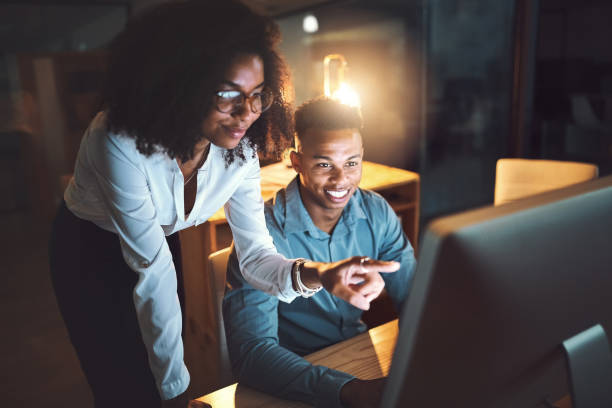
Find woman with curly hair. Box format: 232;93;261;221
48;1;398;407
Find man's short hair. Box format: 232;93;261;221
294;97;363;143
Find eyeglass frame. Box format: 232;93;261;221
214;88;274;114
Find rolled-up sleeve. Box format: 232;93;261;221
87;132;189;399
224;158;298;303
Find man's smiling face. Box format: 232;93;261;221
291;127;363;217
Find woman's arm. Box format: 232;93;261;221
87;129;188;400
224;157;297;301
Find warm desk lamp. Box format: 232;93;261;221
323;54;361;108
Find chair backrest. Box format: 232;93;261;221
494;158;599;206
207;245;234;387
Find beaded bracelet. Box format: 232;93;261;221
292;258;322;298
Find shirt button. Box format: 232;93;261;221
140;261;150;268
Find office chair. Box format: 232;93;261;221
207;245;234;388
494;158;598;206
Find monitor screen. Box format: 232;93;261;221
382;175;612;408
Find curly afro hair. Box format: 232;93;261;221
103;0;293;165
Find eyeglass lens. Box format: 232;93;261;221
216;90;273;113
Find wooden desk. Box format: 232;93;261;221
179;161;419;393
192;318;573;408
193;320;399;408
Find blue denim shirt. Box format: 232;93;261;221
223;177;416;407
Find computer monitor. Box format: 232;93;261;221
382;175;612;408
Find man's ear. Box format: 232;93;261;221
290;150;301;173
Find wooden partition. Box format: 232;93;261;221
15;51;107;217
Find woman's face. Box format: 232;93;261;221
201;54;265;150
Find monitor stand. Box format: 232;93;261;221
562;324;612;408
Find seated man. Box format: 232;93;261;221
223;97;416;408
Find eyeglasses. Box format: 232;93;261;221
214;88;274;114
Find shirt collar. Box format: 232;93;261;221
283;176;367;238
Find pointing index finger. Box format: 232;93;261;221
361;259;400;273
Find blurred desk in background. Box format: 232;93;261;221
205;160;420;253
179;161;419;394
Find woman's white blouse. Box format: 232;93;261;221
64;112;297;399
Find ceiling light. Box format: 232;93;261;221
303;13;318;33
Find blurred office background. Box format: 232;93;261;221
1;0;611;406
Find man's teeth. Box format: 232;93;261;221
326;189;348;198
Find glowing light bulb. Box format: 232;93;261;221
323;54;361;108
332;82;361;108
303;14;318;33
